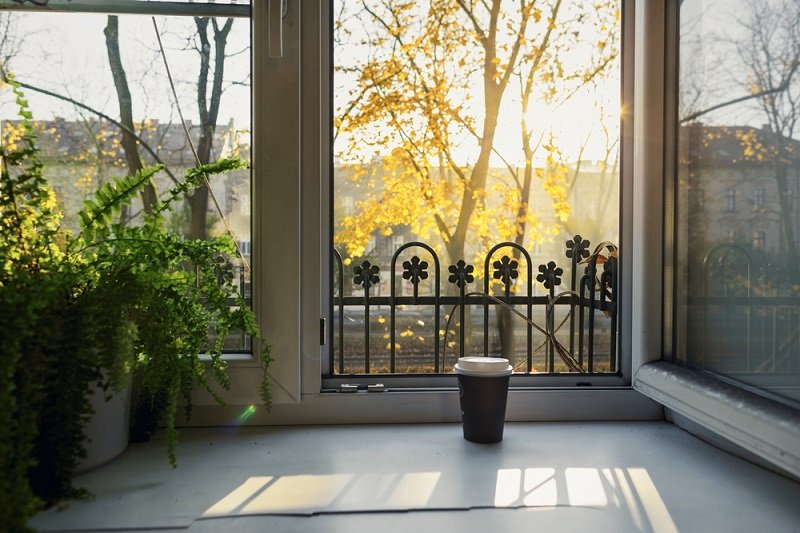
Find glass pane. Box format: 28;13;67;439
677;0;800;405
142;1;249;3
333;0;621;375
0;10;252;351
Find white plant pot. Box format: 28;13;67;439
76;380;132;474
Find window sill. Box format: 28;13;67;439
187;387;662;426
633;361;800;479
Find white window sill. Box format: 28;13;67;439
188;387;662;426
633;361;800;479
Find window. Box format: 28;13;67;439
238;240;252;256
4;1;655;418
675;0;800;407
725;188;736;212
752;231;765;250
691;187;705;209
0;2;253;353
753;187;765;208
331;0;624;383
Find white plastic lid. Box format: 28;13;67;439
454;357;513;377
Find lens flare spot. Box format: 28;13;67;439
238;404;257;422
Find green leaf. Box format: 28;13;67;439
78;165;164;233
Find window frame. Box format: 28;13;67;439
9;0;796;478
226;0;666;422
0;0;267;363
323;0;632;391
0;0;664;423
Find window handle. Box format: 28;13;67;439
268;0;288;58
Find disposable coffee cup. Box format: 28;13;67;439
455;357;513;443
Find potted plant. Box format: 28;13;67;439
0;82;270;530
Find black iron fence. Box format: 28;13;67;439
216;261;252;352
332;236;618;375
687;243;800;374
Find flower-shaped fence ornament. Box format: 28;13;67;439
492;255;519;288
448;259;475;288
566;235;591;261
402;256;429;286
353;260;380;290
536;261;563;291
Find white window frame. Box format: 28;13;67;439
11;0;795;479
201;0;662;424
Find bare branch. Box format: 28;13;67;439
455;0;486;42
1;72;180;187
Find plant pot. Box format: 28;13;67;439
76;380;132;474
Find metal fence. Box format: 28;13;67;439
331;236;618;375
687;243;800;374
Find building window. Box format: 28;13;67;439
752;231;765;250
753;188;765;208
725;188;736;212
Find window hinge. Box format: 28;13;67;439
320;318;326;346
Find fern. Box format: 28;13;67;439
78;165;164;237
1;87;269;529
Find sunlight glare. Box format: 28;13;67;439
628;468;679;533
565;468;608;507
494;468;557;507
202;476;273;517
241;474;354;513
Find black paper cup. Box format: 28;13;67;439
455;357;512;443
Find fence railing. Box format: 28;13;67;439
331;235;618;375
687;243;800;374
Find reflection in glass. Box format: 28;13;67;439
677;0;800;405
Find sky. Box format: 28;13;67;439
332;0;621;168
0;11;251;129
2;1;625;167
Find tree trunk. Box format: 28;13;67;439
187;17;233;240
774;134;799;280
104;15;157;216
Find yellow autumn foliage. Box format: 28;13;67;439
334;0;618;267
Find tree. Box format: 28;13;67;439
0;12;23;72
736;0;800;277
105;15;157;216
2;11;244;239
186;16;235;240
679;0;800;278
335;0;619;359
336;0;617;262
